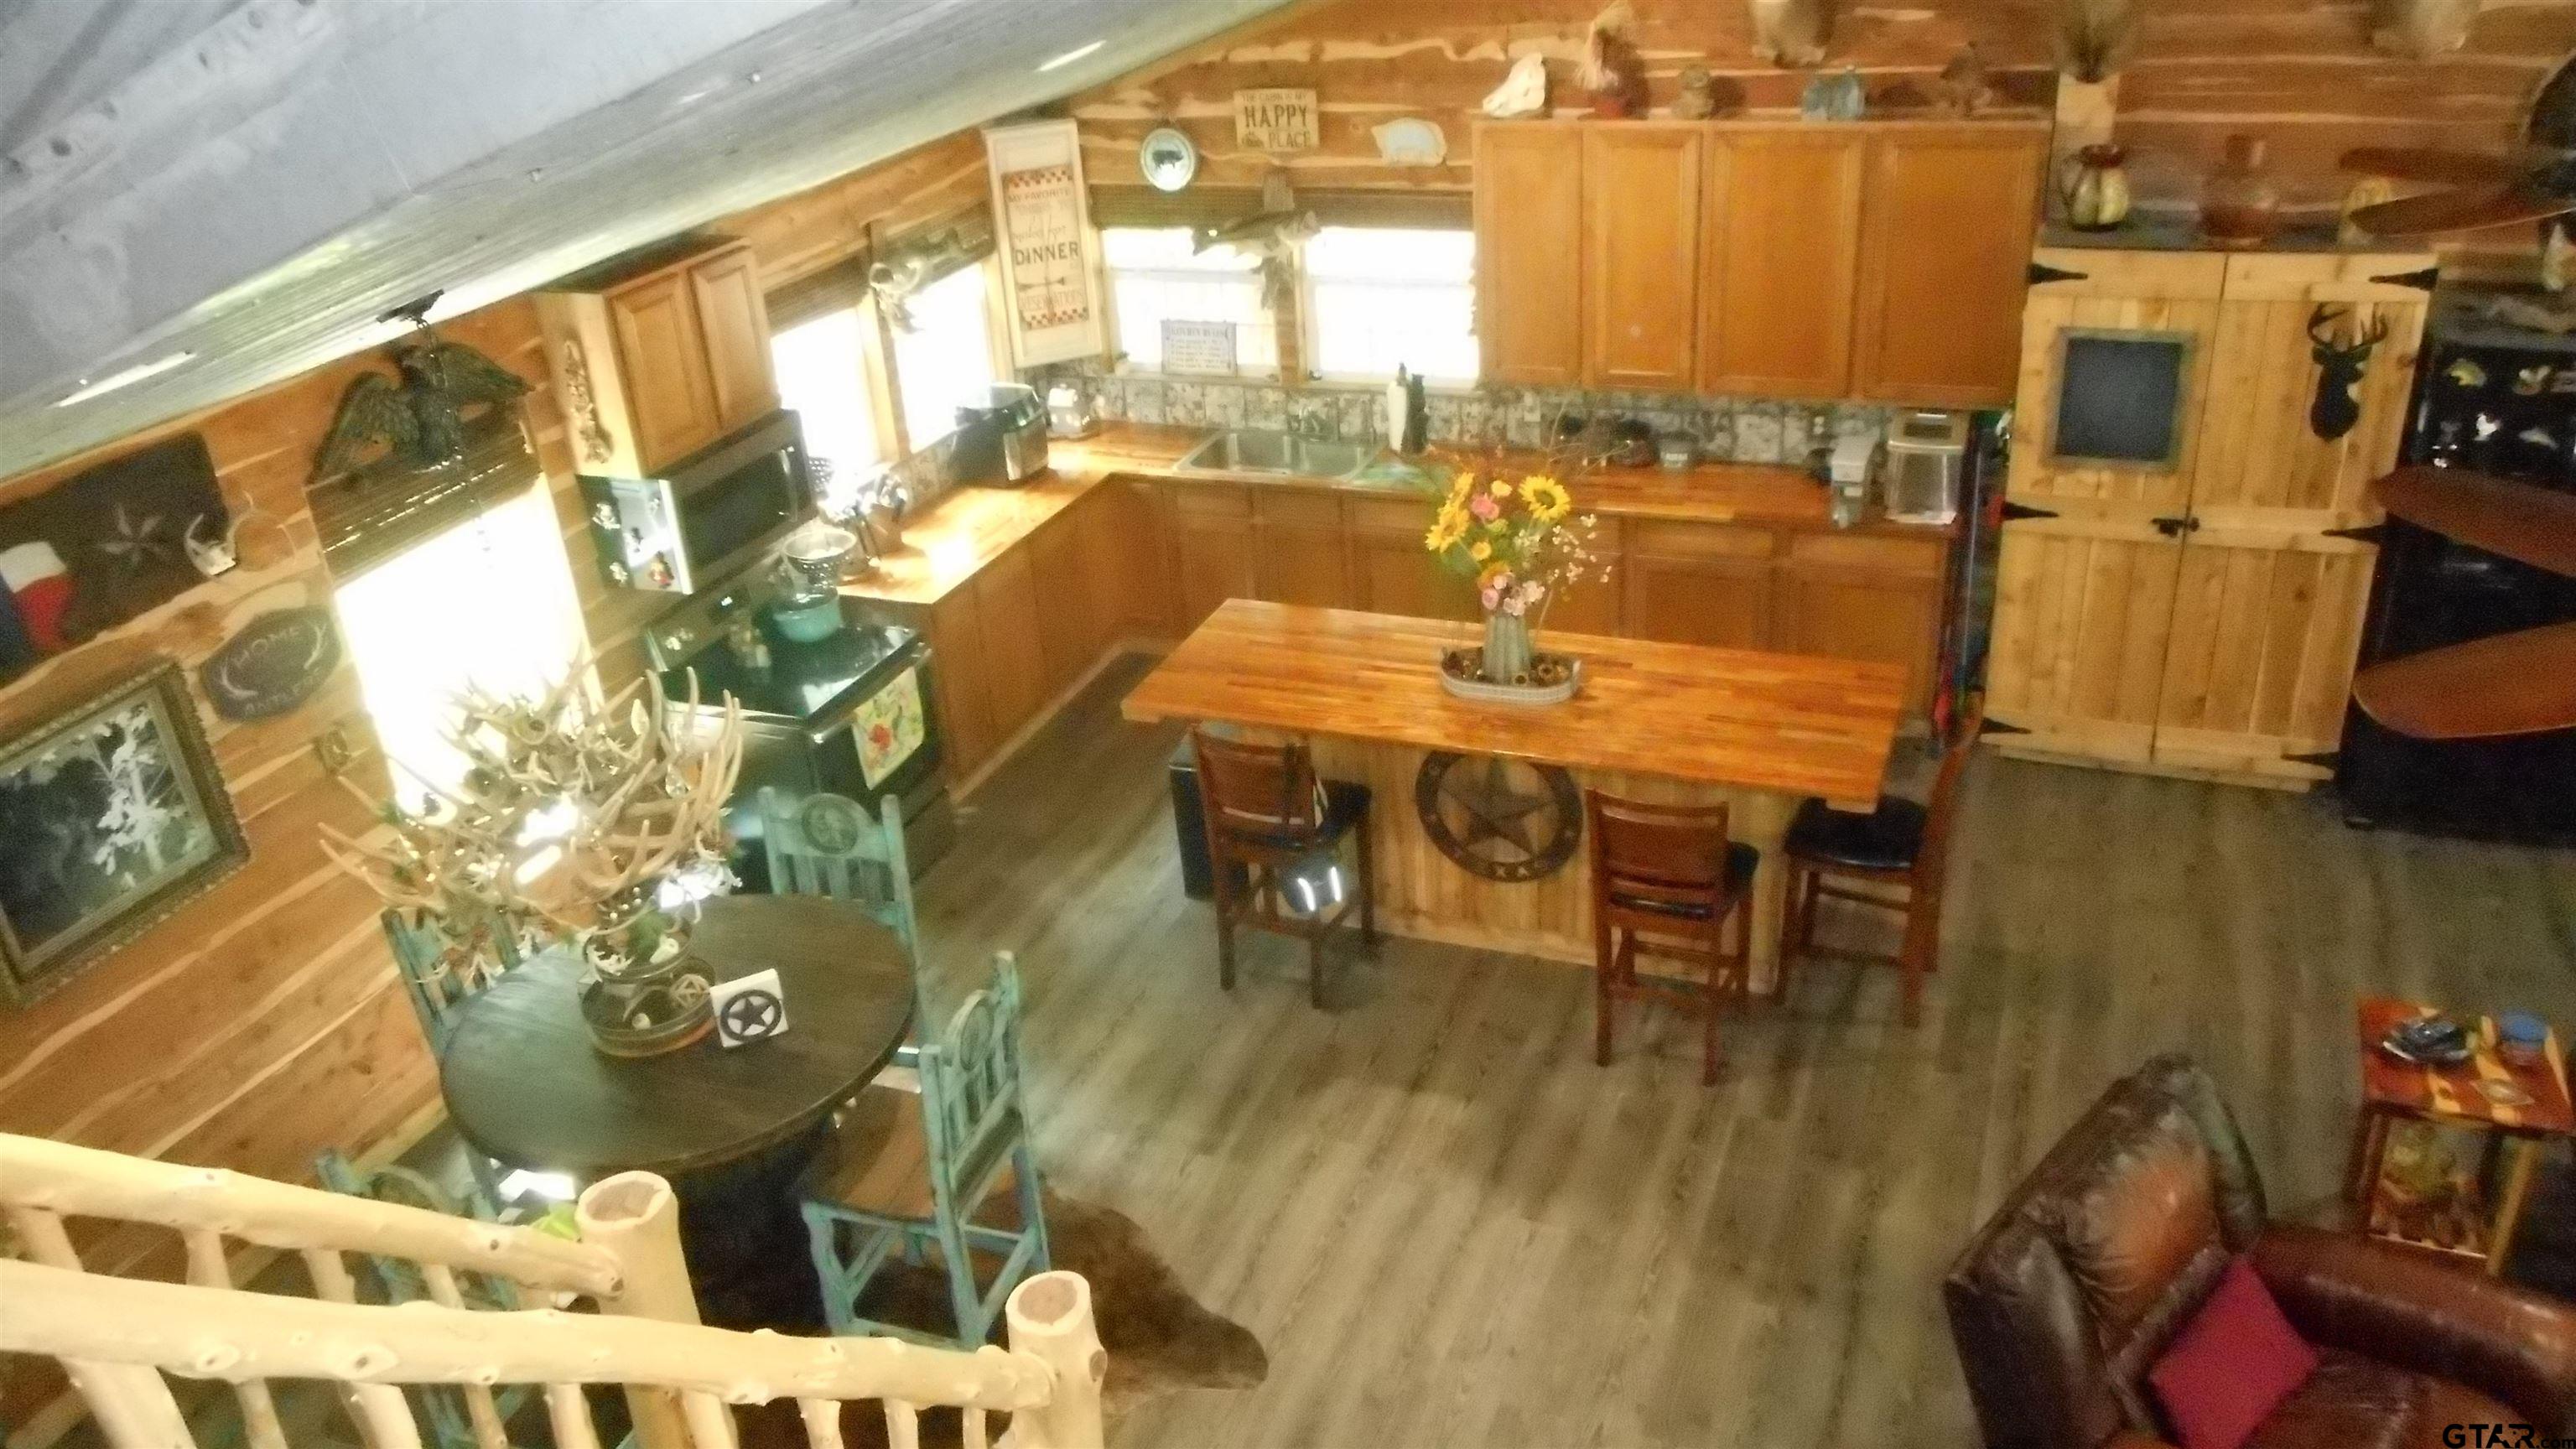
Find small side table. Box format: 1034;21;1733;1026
2345;997;2573;1275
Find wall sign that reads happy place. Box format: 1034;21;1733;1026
1234;89;1320;153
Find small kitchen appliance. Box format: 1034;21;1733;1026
1881;410;1970;524
647;572;953;885
951;383;1050;485
578;410;813;595
1827;429;1882;527
1046;382;1098;439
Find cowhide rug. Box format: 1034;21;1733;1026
737;1188;1265;1447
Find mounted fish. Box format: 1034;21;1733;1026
309;303;530;486
1749;0;1830;68
1482;53;1550;119
1194;174;1317;312
2370;0;2480;60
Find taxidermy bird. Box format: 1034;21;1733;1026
1749;0;1829;67
2055;0;2134;84
1938;43;1996;116
311;307;529;484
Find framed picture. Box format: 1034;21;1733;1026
0;658;248;1005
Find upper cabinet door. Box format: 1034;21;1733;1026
1700;130;1865;399
1475;124;1587;387
609;271;723;471
689;245;780;436
1851;125;2047;408
1581;126;1702;391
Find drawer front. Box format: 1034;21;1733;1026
1169;481;1254;519
1627;519;1776;560
1347;496;1433;534
1788;532;1943;575
1256;489;1344;530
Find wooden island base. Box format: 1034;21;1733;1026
1124;601;1909;993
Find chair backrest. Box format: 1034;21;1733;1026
313;1150;523;1449
384;907;527;1055
1943;1054;2268;1449
1585;792;1734;911
1192;728;1325;849
918;952;1032;1213
760;787;918;953
1913;698;1985;896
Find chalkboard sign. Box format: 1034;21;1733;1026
2054;331;2190;468
198;607;342;720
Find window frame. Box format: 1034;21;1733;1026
886;257;1009;455
1296;224;1481;390
1097;225;1283;382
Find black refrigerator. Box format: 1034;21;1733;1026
2334;291;2576;846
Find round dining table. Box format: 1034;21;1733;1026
439;894;915;1329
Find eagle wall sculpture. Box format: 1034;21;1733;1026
309;326;530;486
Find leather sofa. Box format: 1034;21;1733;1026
1945;1054;2576;1448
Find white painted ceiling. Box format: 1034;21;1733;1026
0;0;1285;479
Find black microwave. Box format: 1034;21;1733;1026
578;410;813;594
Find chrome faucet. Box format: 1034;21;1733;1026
1288;410;1336;441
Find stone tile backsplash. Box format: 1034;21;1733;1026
1069;368;1896;470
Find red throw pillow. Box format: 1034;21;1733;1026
2148;1255;2320;1449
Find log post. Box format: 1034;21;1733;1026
1001;1272;1105;1449
575;1172;698;1449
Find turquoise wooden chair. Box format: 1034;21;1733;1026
313;1150;535;1448
798;952;1050;1348
759;787;919;957
382;908;528;1208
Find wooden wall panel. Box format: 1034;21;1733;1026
1068;0;2571;256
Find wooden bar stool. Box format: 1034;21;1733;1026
1190;727;1377;1009
1585;792;1759;1085
1779;704;1981;1026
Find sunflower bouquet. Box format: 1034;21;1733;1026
1422;470;1608;629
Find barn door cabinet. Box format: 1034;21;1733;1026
1475;118;2045;405
537;237;781;478
1984;247;2436;787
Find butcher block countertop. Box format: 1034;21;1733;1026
844;423;1947;607
1122;600;1907;810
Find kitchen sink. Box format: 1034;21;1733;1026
1176;429;1380;480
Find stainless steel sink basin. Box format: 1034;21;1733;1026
1176;429;1380;480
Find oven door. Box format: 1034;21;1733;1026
670;413;812;592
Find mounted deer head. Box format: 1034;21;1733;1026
2309;305;2391;441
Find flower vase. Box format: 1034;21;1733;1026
1483;610;1534;685
575;893;715;1057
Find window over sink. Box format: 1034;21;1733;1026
891;263;1003;452
1302;226;1478;386
1100;226;1280;377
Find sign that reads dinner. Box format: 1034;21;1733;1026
1003;163;1092;334
1234;89;1320;153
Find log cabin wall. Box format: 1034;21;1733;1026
0;135;986;1433
1068;0;2573;230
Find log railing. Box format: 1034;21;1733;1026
0;1133;1105;1449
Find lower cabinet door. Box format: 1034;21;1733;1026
1983;520;2185;765
974;547;1051;747
927;592;998;782
1030;500;1103;696
1777;539;1945;719
1621;522;1776;649
2146;532;2376;784
1170;485;1257;632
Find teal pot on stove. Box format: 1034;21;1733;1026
768;597;844;643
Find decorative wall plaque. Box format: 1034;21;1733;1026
1161;320;1242;377
199;607;341;720
1140;126;1199;192
1413;751;1582;882
1234;88;1320;153
984;118;1108;367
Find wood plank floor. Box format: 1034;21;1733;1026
911;652;2576;1449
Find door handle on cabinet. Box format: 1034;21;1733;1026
2151;515;2201;538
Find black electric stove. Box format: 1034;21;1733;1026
646;570;951;881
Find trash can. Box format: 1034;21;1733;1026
1168;740;1215;900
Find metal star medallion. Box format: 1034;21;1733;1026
96;504;171;571
1413;751;1584;882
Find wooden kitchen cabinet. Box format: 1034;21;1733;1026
1254;491;1352;610
537;237;781;478
1031;494;1105;698
1348;497;1475;621
1167;483;1258;634
1622;521;1775;650
687;244;780;438
1474;123;1587;386
974;547;1051;749
1850;125;2047;408
1778;533;1947;717
925;589;999;782
1701;130;1866;399
1085;478;1171;639
1582;125;1702;391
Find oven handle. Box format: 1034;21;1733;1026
802;638;934;745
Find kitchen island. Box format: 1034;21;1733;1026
1123;599;1909;987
